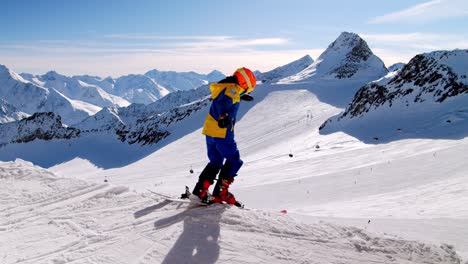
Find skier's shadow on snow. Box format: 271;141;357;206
154;203;226;264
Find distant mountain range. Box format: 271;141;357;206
1;32;466;149
0;65;226;125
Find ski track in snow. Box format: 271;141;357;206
0;160;462;264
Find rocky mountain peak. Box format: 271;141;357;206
326;32;368;52
331;49;468;121
283;32;387;82
0;112;80;146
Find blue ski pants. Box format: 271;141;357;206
205;136;243;179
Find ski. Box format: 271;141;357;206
147;188;206;206
147;186;245;208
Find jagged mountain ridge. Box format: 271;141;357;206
282;32;388;83
338;49;468;120
145;69;225;92
74;85;211;145
388;62;406;73
0;65;94;125
21;71;130;108
0;98;29;123
256;55;314;83
1;64;225;125
113;74;170;105
0;94;210;148
319;49;468;142
0;112;80;146
72;75;115;94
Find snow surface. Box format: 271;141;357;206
0;160;462;263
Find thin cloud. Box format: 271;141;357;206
369;0;468;24
1;36;290;55
104;34;231;41
170;37;289;50
361;32;468;50
1;49;319;77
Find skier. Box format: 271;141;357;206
191;67;256;205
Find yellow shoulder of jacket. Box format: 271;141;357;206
209;83;242;104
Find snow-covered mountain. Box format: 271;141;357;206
113;74;170;105
21;71;130;108
0;112;79;146
111;69;222;105
73;74;115;94
145;69;225;92
0;65;95;125
320;49;468;142
0;98;29;123
256;55;314;83
282;32;388;83
75;86;211;145
388;62;406;73
18;69;223;107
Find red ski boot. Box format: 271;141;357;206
212;178;237;205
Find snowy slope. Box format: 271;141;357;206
113;74;170;104
255;55;314;83
73;74;115;94
0;98;29;123
320;49;468;143
388;62;406;73
0;160;462;264
21;71;130;108
145;69;225;92
0;65;96;125
282;32;388;83
32;76;466;261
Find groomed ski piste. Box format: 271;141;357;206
0;156;463;264
2;78;467;263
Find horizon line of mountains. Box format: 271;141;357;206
1;31;467;148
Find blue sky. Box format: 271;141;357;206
1;0;467;77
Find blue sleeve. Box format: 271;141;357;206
213;92;234;119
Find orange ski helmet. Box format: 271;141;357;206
234;67;256;93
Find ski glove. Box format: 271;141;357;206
218;114;229;128
241;94;254;101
